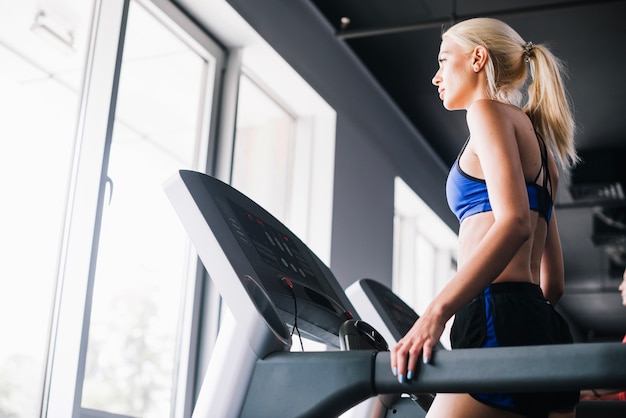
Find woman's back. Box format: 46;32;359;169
454;100;558;286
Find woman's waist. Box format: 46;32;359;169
486;280;544;297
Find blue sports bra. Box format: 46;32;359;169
446;135;553;223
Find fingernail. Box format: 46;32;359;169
423;356;430;364
398;374;405;384
407;370;413;380
393;367;397;377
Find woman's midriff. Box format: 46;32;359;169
456;210;545;284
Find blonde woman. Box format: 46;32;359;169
390;17;579;418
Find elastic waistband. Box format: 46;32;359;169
487;282;544;298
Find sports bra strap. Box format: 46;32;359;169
534;132;552;200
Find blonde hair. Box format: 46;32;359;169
443;17;578;170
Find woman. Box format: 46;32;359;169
390;17;579;418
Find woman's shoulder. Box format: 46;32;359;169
466;99;523;138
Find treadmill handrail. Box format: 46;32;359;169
374;342;626;394
240;342;626;418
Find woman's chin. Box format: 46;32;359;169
443;101;460;111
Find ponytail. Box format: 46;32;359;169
523;44;579;170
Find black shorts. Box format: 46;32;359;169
450;282;579;418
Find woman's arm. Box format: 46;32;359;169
541;210;565;305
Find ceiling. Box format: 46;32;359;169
310;0;626;341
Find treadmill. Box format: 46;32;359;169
165;169;626;418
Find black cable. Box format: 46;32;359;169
288;286;305;351
282;277;304;351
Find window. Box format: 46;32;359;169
1;0;335;415
79;1;223;416
229;44;337;264
393;177;457;348
0;1;95;415
231;73;296;223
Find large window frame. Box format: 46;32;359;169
44;1;226;416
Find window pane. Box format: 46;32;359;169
231;74;296;223
0;1;94;416
392;177;457;347
80;1;216;416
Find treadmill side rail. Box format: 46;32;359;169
374;342;626;394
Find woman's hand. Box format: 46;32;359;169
390;311;446;383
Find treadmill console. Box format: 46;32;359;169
165;170;356;347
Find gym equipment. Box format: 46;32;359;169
165;170;626;418
165;169;389;417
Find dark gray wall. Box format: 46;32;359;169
331;117;396;286
226;0;455;290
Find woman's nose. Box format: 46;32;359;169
432;69;441;86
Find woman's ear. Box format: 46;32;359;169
471;46;488;72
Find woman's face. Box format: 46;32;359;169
432;37;475;110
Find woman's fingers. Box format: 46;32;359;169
422;340;433;365
391;338;422;383
390;316;443;383
392;340;407;382
406;343;419;381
